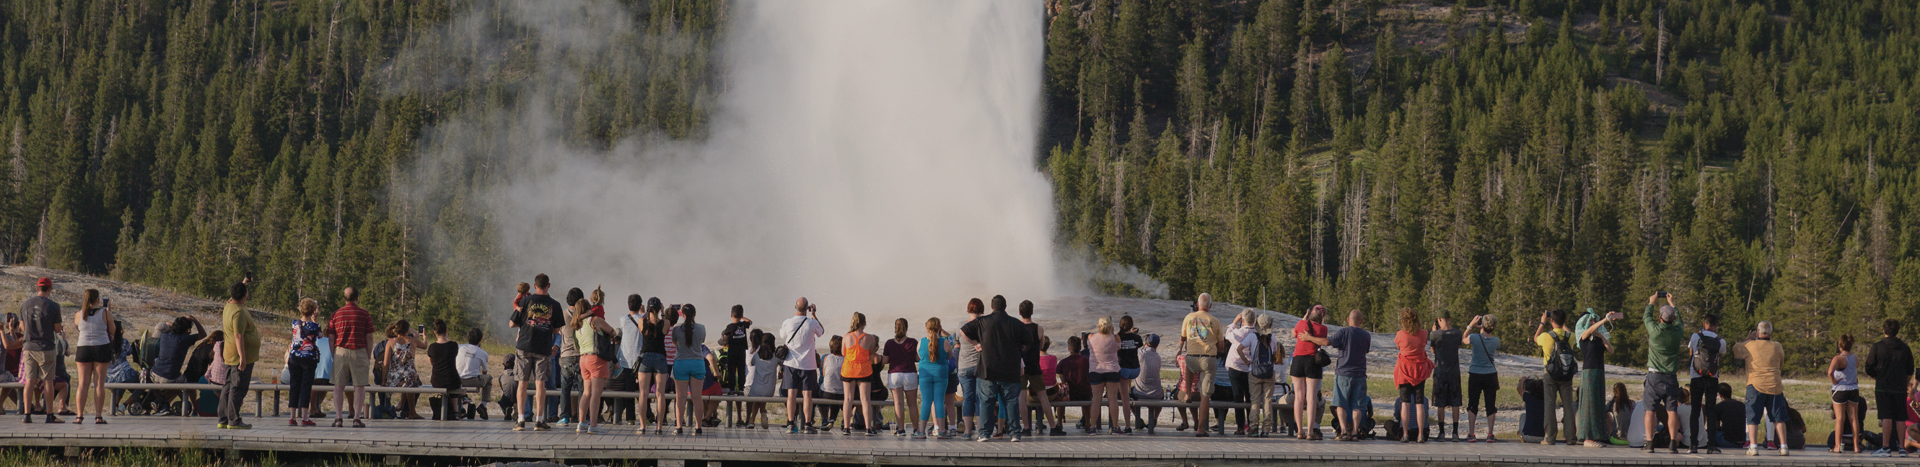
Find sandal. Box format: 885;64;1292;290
94;417;106;425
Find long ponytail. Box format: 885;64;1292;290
678;304;698;348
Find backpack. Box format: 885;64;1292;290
1692;332;1723;378
1249;333;1276;380
1544;331;1579;382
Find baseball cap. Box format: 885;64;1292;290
1659;305;1676;321
35;277;51;288
1145;333;1160;347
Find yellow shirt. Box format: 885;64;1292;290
221;302;261;366
1732;339;1785;395
1534;328;1571;364
1182;311;1224;356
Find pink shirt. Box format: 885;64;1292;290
1088;333;1120;374
1038;354;1059;387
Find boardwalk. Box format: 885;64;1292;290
0;418;1913;466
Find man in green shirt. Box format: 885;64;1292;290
218;281;261;430
1642;292;1686;453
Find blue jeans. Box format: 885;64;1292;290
919;363;950;420
978;379;1022;435
958;368;980;418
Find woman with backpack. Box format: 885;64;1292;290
1245;314;1284;437
285;299;323;426
1394;307;1434;443
1086;316;1123;435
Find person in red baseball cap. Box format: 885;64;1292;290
20;277;62;423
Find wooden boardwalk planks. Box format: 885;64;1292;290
0;418;1905;466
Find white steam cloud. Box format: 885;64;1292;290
400;0;1066;326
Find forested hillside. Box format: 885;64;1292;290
0;0;722;333
0;0;1916;375
1044;0;1920;372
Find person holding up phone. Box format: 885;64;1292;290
1643;292;1687;453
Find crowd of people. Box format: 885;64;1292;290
12;275;1920;457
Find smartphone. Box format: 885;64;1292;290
1656;291;1668;298
102;298;110;307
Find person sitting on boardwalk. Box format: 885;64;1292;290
1130;334;1164;434
1864;318;1913;457
1732;321;1789;456
1518;376;1545;443
1327;309;1370;441
456;328;492;420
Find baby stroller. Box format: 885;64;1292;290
116;330;164;416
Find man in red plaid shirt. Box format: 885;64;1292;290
330;287;374;427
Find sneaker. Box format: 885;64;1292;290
20;415;30;424
534;422;551;431
1610;436;1629;446
301;420;317;427
1778;446;1788;457
936;430;952;439
216;422;228;429
1872;448;1892;457
227;421;252;430
1466;435;1478;443
805;426;818;434
289;419;300;427
976;434;991;442
912;430;925;439
1583;440;1603;448
1011;432;1022;443
1746;444;1758;456
841;427;852;436
1049;426;1066;436
514;422;526;431
558;417;572;426
790;425;801;434
576;424;586;433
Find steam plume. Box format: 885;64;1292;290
398;0;1064;326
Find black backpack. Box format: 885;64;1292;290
1544;331;1579;382
1692;332;1723;378
1250;333;1276;380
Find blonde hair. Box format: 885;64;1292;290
1096;316;1114;335
849;312;866;333
590;286;605;305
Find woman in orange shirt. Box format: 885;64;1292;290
840;312;880;436
1395;307;1434;443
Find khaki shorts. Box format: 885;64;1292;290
516;351;553;383
22;349;57;381
332;347;373;387
1183;355;1218;398
1024;374;1049;399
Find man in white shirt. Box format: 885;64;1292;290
456;328;493;419
780;297;826;434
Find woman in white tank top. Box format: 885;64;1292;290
1829;334;1862;453
70;289;116;424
